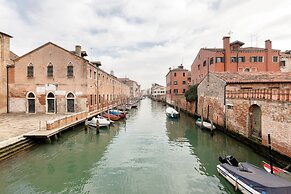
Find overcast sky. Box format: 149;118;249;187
1;0;291;89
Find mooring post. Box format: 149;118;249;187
84;119;88;131
268;134;273;174
47;137;52;144
201;116;203;128
210;120;214;136
96;123;100;134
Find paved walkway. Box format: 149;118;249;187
0;113;65;148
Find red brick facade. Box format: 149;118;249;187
166;64;190;105
198;72;291;157
191;37;281;85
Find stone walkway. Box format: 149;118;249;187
0;113;65;148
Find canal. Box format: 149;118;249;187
0;98;266;194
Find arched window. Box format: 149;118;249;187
47;62;53;77
27;63;34;78
66;92;75;112
47;92;55;113
244;68;251;72
67;62;74;77
27;92;35;113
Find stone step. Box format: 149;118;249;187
0;139;35;161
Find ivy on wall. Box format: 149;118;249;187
185;84;198;102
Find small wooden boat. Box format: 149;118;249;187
263;161;291;181
86;116;110;128
195;118;215;130
165;107;179;118
217;155;291;194
102;113;120;121
109;110;126;119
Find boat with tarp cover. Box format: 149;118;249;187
217;155;291;194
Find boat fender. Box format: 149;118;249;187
234;177;238;191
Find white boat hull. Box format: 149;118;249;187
87;117;110;128
217;165;260;194
165;107;179;118
195;121;216;130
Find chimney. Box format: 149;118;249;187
223;36;230;51
265;39;272;50
265;40;272;71
75;45;81;57
223;36;230;71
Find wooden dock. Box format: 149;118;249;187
23;117;86;143
23;103;120;143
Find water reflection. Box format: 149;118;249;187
0;99;267;194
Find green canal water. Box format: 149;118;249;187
0;98;266;194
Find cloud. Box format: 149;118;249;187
1;0;291;89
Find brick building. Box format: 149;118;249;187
118;78;141;99
4;38;130;114
0;32;13;114
198;72;291;157
191;36;280;85
166;64;191;104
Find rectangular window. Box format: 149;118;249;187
203;60;206;66
198;64;200;70
67;66;73;77
90;95;93;105
216;57;224;63
27;66;34;77
174;89;178;94
231;57;237;63
183;89;186;93
182;81;186;85
250;56;257;62
94;95;97;104
183;72;185;77
280;61;286;67
238;57;245;63
89;69;92;78
210;57;213;64
94;71;96;79
47;66;53;77
174;73;177;77
258;56;263;62
273;56;278;62
173;81;178;85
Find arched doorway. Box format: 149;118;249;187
27;92;35;113
249;104;262;138
47;92;55;113
66;92;75;113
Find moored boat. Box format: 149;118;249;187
165;107;179;118
109;109;126;119
263;161;291;181
217;155;291;194
195;118;216;130
102;113;120;121
86;116;110;128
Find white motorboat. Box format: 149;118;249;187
165;107;179;118
217;155;291;194
195;118;216;130
86;116;110;128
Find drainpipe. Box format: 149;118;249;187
6;65;9;113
